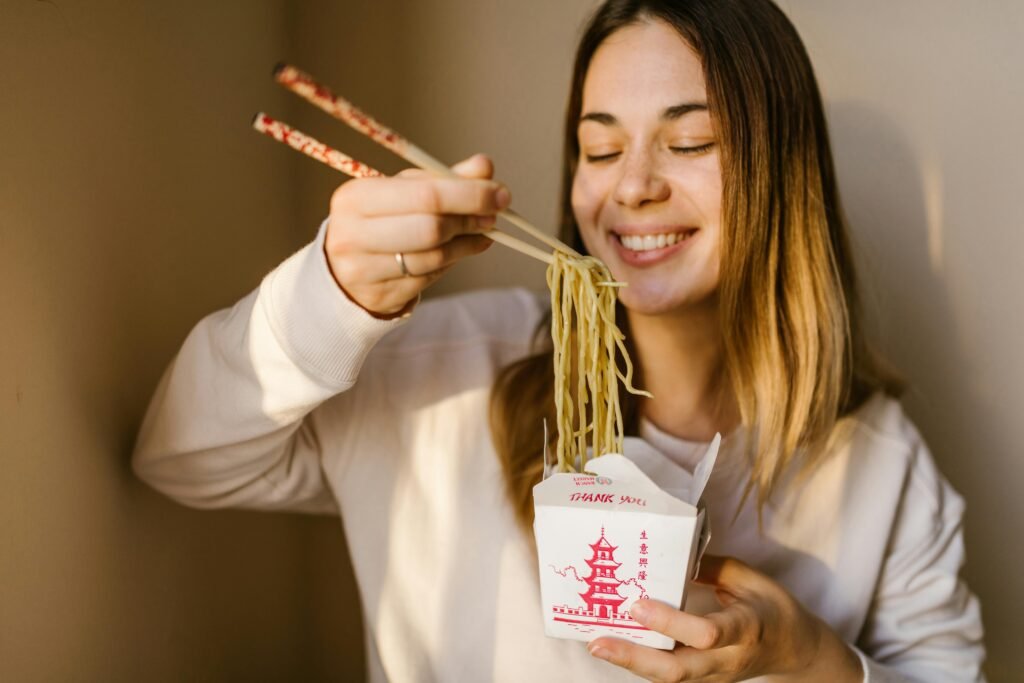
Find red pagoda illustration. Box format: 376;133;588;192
551;527;648;630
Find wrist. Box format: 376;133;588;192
795;622;862;683
323;238;421;320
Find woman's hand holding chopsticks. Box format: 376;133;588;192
325;154;510;318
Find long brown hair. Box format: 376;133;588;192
490;0;900;532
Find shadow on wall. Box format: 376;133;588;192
828;101;1003;675
0;1;370;678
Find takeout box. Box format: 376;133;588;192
532;435;720;650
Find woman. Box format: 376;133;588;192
133;0;985;680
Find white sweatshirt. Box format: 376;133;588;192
133;224;986;682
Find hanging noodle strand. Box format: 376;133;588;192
547;251;651;473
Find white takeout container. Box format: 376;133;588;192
532;435;720;650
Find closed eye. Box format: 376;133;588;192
584;152;622;163
586;143;715;163
670;142;715;155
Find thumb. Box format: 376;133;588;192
695;554;729;587
695;555;774;600
712;588;739;608
450;153;494;180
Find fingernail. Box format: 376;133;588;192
495;186;511;209
631;600;650;622
588;646;611;661
477;214;496;229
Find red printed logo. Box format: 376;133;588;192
550;527;650;634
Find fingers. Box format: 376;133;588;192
393;151;493;179
590;602;756;682
630;599;723;650
588;638;725;683
395;153;494;180
333;174;510;217
591;562;820;682
395;234;493;279
331;234;492;284
450;153;494;179
337;213;496;253
323;153;500;317
704;603;752;651
695;555;774;598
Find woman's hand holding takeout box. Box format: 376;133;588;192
588;555;863;683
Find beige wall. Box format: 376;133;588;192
3;1;1020;681
0;1;361;680
288;0;601;293
778;3;1023;678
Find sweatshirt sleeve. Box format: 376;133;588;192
854;437;987;682
131;220;408;514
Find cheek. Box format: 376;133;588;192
570;172;604;230
571;177;606;256
703;180;723;271
698;223;723;294
698;158;723;221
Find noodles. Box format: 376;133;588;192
547;252;651;473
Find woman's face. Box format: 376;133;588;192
571;19;722;315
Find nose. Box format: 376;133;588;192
612;147;670;209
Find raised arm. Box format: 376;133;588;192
132;224;402;513
132;155;509;513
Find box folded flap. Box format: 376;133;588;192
689;433;721;505
617;433;721;505
535;454;696;516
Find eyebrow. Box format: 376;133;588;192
579;103;708;126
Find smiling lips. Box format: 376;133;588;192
617;229;696;251
611;227;699;264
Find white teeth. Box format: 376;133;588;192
619;231;691;252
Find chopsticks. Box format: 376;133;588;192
252;113;382;178
252;113;557;265
272;64;582;260
253;64;592;267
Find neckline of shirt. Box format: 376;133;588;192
637;417;710;473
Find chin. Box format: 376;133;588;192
615;278;719;317
616;283;683;315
